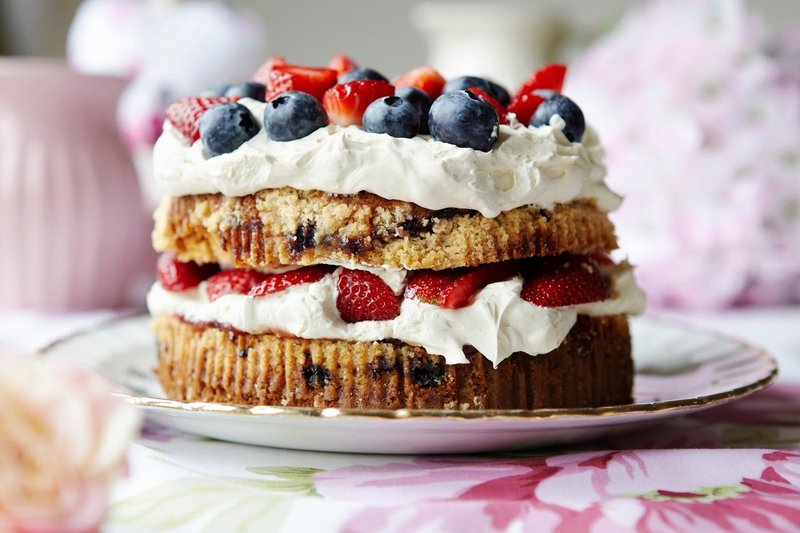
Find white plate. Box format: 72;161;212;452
43;316;777;454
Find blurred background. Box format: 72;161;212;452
0;0;798;313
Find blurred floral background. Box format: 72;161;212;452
2;0;798;313
0;0;798;530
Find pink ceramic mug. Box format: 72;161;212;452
0;58;155;310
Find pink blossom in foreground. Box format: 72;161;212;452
319;450;800;532
0;356;141;533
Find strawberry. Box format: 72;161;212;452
156;252;217;291
506;92;545;126
521;255;610;307
406;262;517;309
206;270;268;302
252;55;287;85
249;265;335;298
513;63;567;102
336;268;400;322
466;87;508;125
265;65;338;102
404;270;461;306
165;96;237;144
328;54;358;76
322;80;394;126
393;66;446;99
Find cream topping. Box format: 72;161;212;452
153;99;621;218
147;265;645;366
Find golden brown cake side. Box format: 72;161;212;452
153;314;633;410
153;187;618;270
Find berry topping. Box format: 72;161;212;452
165;96;237;144
206;270;268;302
224;82;267;101
338;67;389;84
529;94;585;142
250;265;334;298
393;66;446;100
363;96;420;138
443;76;510;106
466;87;508;125
322;80;395;127
252;55;287;85
266;65;338;102
520;255;610;307
506;92;545;126
264;91;329;141
336;268;400;322
328;54;358;76
513;63;567;102
395;86;431;133
428;90;499;152
156;253;217;291
405;262;516;309
199;102;261;157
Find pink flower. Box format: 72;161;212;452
0;356;141;533
317;450;800;532
569;0;800;309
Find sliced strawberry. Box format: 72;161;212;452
406;262;517;309
249;265;335;298
336;268;400;322
165;96;237;144
156;252;217;291
393;66;446;99
206;270;268;302
266;65;338;102
513;63;567;102
328;54;358;76
506;92;545;126
521;255;610;307
404;270;461;306
467;87;508;125
252;55;287;85
322;80;394;126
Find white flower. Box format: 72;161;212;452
0;355;141;533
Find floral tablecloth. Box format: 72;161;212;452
3;308;800;532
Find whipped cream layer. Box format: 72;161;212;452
153;99;621;218
147;265;645;366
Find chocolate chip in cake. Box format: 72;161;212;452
399;216;433;237
410;357;445;388
238;348;249;359
369;356;395;379
290;221;316;256
302;364;331;388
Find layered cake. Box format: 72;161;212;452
147;56;645;410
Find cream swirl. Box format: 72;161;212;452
153;99;621;218
147;265;645;366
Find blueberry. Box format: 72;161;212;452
443;76;510;106
529;94;585;142
263;91;328;141
200;84;230;97
338;67;388;84
363;96;419;138
395;86;431;134
428;91;499;152
199;102;260;157
224;82;267;102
